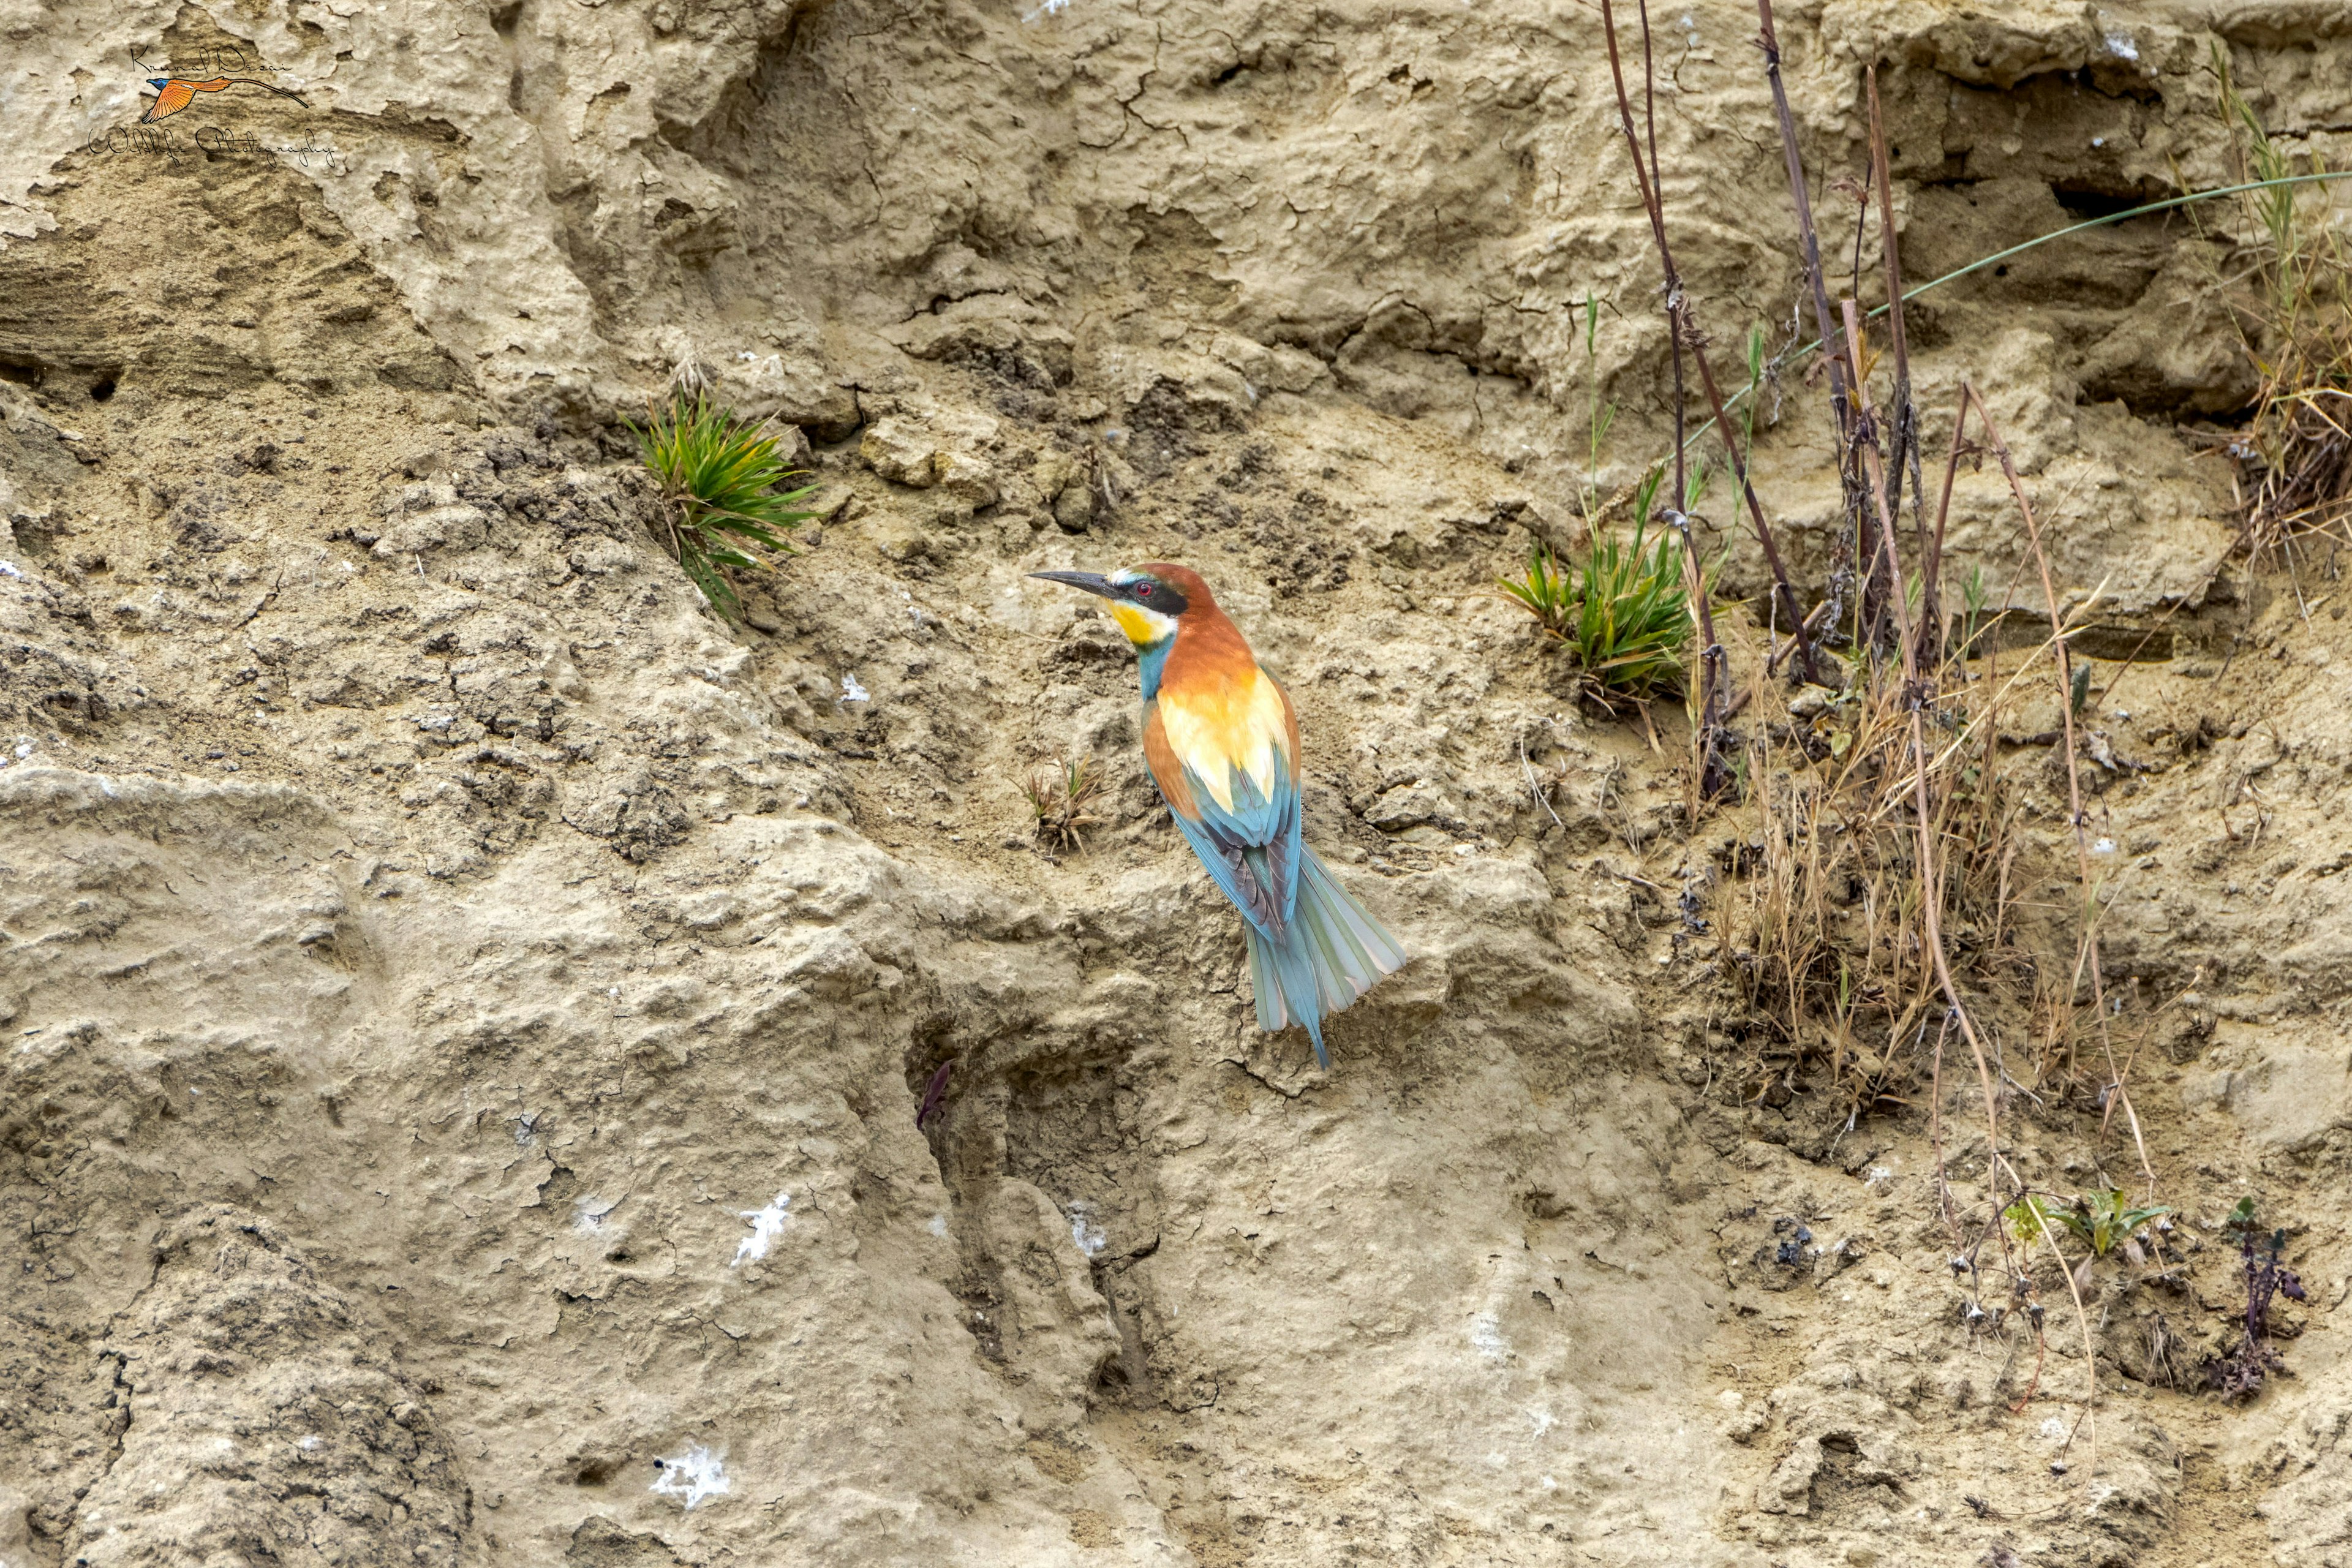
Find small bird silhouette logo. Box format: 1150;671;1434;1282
140;76;311;124
1033;564;1409;1067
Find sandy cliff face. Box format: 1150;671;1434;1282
5;1;2352;1564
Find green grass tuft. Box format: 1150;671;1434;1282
631;393;819;622
1499;497;1696;705
2207;41;2352;565
1023;756;1107;852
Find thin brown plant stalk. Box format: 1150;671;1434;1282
1961;386;2161;1202
1638;0;1686;523
2008;1316;2051;1415
1928;1011;1958;1235
1868;66;1929;660
1864;69;1911;427
1755;0;1851;438
1689;332;1825;682
1923;393;1969;669
2021;1200;2102;1469
1671;511;1732;805
1600;0;1823;689
1846;309;2095;1475
1634;0;1729;798
1840;318;2010;1205
1757;0;1875;646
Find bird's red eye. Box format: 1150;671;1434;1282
1134;584;1154;598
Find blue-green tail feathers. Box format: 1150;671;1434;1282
1245;848;1408;1068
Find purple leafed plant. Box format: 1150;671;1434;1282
2206;1197;2305;1403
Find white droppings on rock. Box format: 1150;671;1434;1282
1469;1311;1509;1363
650;1443;731;1509
732;1191;790;1266
928;1213;951;1237
1068;1202;1107;1256
840;673;870;704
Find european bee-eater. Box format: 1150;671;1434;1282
1032;564;1408;1067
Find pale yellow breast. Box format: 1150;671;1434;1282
1156;669;1289;814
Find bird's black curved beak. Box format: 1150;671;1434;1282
1029;570;1119;600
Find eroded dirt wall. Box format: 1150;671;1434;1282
5;2;2352;1566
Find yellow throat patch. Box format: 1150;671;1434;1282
1109;601;1179;646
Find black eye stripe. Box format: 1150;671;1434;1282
1118;576;1189;615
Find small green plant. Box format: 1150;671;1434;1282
1501;543;1577;638
631;392;818;622
1025;756;1106;851
2005;1189;2170;1259
1737;322;1768;470
1500;490;1696;705
1577;293;1619;529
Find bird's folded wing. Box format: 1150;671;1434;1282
1145;673;1304;936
